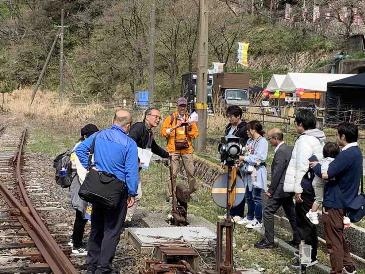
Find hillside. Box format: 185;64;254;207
0;0;362;101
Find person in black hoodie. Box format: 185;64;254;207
126;107;169;221
223;105;249;219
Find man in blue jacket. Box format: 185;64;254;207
76;109;139;274
312;122;362;274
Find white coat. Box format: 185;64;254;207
283;129;326;194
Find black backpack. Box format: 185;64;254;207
53;149;74;188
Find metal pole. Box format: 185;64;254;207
196;0;208;152
148;0;156;104
59;9;65;101
30;29;61;105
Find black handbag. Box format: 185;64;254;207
78;133;126;209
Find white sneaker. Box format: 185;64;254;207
72;247;87;256
67;239;73;247
235;216;252;225
232;216;241;223
306;260;318;267
306;210;319;225
343;216;351;228
245;219;263;229
125;215;132;222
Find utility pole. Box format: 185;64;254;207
148;0;156;104
196;0;208;152
59;9;65;101
30;29;61;105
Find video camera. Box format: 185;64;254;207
218;135;244;166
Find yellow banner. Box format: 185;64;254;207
242;42;249;66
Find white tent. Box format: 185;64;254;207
280;73;355;92
266;74;286;91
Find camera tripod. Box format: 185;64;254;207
211;165;245;274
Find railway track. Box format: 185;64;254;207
0;126;78;274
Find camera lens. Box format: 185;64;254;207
228;145;239;157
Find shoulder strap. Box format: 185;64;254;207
169;113;175;126
88;132;100;169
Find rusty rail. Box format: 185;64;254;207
0;129;78;274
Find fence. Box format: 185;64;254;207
70;97;365;129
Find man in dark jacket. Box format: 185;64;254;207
129;107;169;158
224;105;249;218
255;128;300;249
312;122;362;274
126;107;169;221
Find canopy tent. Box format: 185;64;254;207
280;73;354;92
266;74;286;91
326;73;365;125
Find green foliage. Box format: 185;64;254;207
348;51;365;60
0;0;341;101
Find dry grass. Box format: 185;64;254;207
4;88;107;133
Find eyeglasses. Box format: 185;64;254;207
148;114;161;120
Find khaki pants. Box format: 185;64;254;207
167;153;197;197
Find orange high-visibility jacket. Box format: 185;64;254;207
160;112;199;154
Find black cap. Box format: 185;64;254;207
81;124;99;138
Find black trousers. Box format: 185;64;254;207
295;191;318;262
86;194;128;273
72;209;88;248
263;196;300;244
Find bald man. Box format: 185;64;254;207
254;128;300;249
76;109;139;273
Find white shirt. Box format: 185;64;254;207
228;126;237;136
274;141;284;153
342;142;358;151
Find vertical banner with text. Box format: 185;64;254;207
237;42;249;67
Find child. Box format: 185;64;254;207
306;142;349;226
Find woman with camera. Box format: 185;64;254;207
236;120;268;229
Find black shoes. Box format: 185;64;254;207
254;239;276;249
343;265;357;274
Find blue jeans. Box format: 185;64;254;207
246;187;263;222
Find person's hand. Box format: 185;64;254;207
238;155;245;162
127;196;135;208
309;161;319;168
265;192;272;198
322;172;328;180
295;193;303;203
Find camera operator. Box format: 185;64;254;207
236;120;268;229
224;106;249;220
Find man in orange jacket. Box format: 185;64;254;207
161;97;199;201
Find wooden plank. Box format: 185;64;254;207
0;242;35;250
0;263;50;273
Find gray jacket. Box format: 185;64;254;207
69;172;87;214
268;143;293;198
